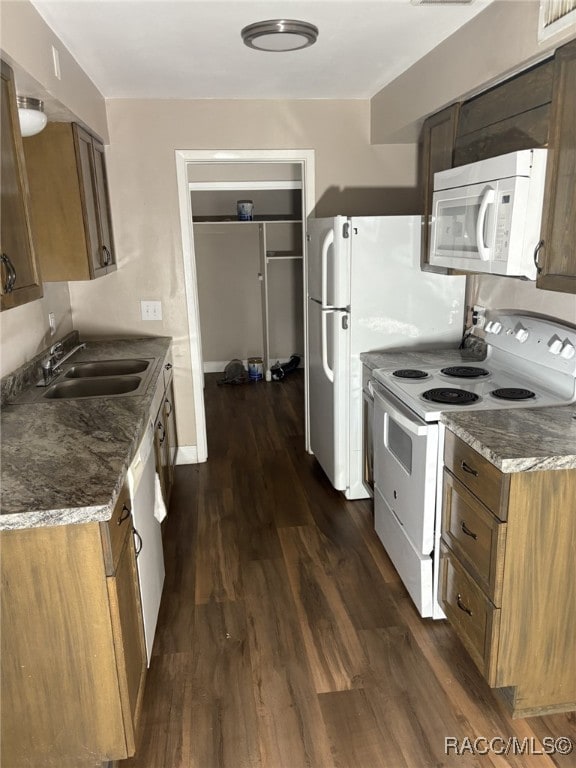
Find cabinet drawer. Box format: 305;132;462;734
444;431;509;519
439;543;501;686
101;485;132;575
442;469;507;603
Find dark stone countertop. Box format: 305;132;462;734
1;336;172;530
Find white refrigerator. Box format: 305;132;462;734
306;215;466;499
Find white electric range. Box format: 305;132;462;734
369;312;576;619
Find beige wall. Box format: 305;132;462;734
370;0;576;144
0;0;108;139
469;276;576;326
0;0;107;376
68;99;419;449
0;283;73;377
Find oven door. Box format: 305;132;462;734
373;385;439;555
372;384;440;618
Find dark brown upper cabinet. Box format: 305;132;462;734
0;60;43;311
536;39;576;294
23;122;116;281
418;103;460;274
419;44;576;294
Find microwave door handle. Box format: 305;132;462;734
321;229;335;308
476;187;495;261
321;309;335;383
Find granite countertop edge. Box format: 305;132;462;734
440;407;576;473
1;336;172;531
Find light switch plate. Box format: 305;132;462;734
141;300;162;321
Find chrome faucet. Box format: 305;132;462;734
38;342;86;386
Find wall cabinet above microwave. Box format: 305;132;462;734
23;122;117;282
419;39;576;294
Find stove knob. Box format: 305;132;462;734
560;342;576;360
515;328;529;343
490;321;503;335
549;338;563;355
485;321;494;333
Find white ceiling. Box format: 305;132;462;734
29;0;493;100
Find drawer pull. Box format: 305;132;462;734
457;593;473;616
117;504;131;525
460;521;478;540
461;460;479;477
133;527;143;557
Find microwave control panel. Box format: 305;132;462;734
494;191;513;260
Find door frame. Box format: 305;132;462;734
175;149;316;462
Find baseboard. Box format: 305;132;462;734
176;445;200;464
203;361;231;374
203;357;304;374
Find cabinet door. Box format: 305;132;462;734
164;378;178;471
154;410;172;506
93;137;117;274
536;40;576;293
107;529;147;756
418;103;460;272
0;60;43;310
73;124;105;278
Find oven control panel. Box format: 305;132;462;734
485;313;576;375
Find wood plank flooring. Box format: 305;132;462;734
121;371;576;768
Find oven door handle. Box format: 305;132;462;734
373;387;429;437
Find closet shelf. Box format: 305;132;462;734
192;215;301;223
266;250;302;262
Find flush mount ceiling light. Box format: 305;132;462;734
17;96;48;137
241;19;319;51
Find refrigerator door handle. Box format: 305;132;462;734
321;309;335;383
321;229;335;308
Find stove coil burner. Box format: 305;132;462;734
422;388;480;405
392;369;428;379
491;388;536;401
441;366;490;378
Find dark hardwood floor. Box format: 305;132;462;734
122;371;576;767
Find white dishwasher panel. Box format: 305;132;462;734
128;421;165;665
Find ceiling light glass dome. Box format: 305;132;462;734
241;20;319;52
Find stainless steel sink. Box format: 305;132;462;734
65;359;150;378
43;376;143;399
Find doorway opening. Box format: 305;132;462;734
175;149;316;463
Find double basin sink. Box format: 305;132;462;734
44;359;152;400
12;358;157;403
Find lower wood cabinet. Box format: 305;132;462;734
153;363;177;508
0;485;146;767
439;430;576;718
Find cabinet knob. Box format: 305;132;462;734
460;460;479;477
533;240;544;274
117;503;131;525
133;527;143;557
1;253;17;293
460;521;478;540
456;593;473;616
165;362;173;370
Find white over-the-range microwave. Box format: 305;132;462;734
429;148;547;279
